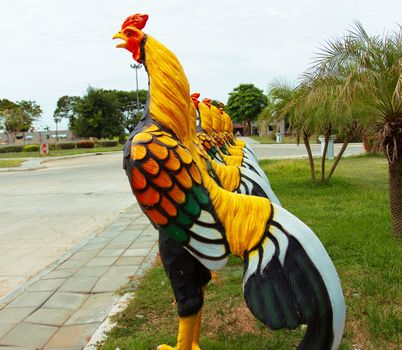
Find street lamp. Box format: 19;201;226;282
130;63;142;113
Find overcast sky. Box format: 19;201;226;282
0;0;400;130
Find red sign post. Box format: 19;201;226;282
41;143;48;155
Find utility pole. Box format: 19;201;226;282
130;63;142;113
55;118;60;142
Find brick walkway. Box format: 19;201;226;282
0;204;158;350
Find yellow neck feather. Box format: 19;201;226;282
198;102;214;135
144;35;191;144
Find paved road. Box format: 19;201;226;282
0;153;133;298
238;138;365;160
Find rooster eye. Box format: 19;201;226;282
126;31;131;37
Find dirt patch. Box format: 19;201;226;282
203;303;261;337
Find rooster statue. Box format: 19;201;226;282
199;99;254;160
191;94;280;204
196;99;250;161
195;96;275;195
210;102;257;160
113;13;345;350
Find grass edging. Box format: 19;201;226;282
0;159;24;168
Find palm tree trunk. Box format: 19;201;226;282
303;132;316;181
388;157;402;237
325;135;351;181
321;133;330;182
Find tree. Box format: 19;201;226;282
210;99;224;109
72;87;124;139
0;99;42;134
225;84;267;134
269;75;362;183
310;22;401;236
269;81;319;181
53;96;80;129
113;89;148;132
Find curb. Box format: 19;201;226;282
0;151;122;173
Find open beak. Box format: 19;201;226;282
112;32;127;48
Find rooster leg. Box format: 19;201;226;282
157;313;198;350
158;230;211;350
192;284;207;350
191;308;202;350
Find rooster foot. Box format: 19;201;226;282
157;345;175;350
156;344;202;350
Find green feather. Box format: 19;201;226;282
193;185;209;205
177;209;192;226
184;192;201;217
165;222;187;242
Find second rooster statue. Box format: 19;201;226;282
113;13;346;350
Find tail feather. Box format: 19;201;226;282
243;204;345;350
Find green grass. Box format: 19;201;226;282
99;156;401;350
0;159;24;168
250;135;318;144
0;145;123;158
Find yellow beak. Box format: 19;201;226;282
112;32;127;48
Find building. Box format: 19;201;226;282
0;130;76;145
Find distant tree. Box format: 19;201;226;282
53;96;80;129
225;84;267;133
309;22;402;236
210;100;224;109
0;99;17;131
72;87;123;139
0;99;42;134
113;89;148;132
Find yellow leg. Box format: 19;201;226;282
157;314;198;350
191;309;202;350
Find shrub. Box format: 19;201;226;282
49;143;57;150
58;142;76;149
0;145;24;153
118;134;126;145
101;140;118;147
23;144;40;152
77;140;95;149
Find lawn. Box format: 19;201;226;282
0;159;24;168
99;155;401;350
0;145;123;158
250;135;318;144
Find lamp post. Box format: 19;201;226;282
130;63;142;113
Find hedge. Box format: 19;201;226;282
0;145;24;153
57;142;76;149
77;140;95;148
100;140;118;147
23;144;40;152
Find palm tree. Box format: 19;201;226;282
301;73;364;182
269;79;318;181
311;22;401;236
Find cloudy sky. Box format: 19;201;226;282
0;0;400;130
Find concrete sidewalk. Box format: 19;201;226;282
0;204;158;350
0;158;46;172
0;152;122;173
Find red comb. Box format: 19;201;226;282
121;14;149;30
191;92;200;99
